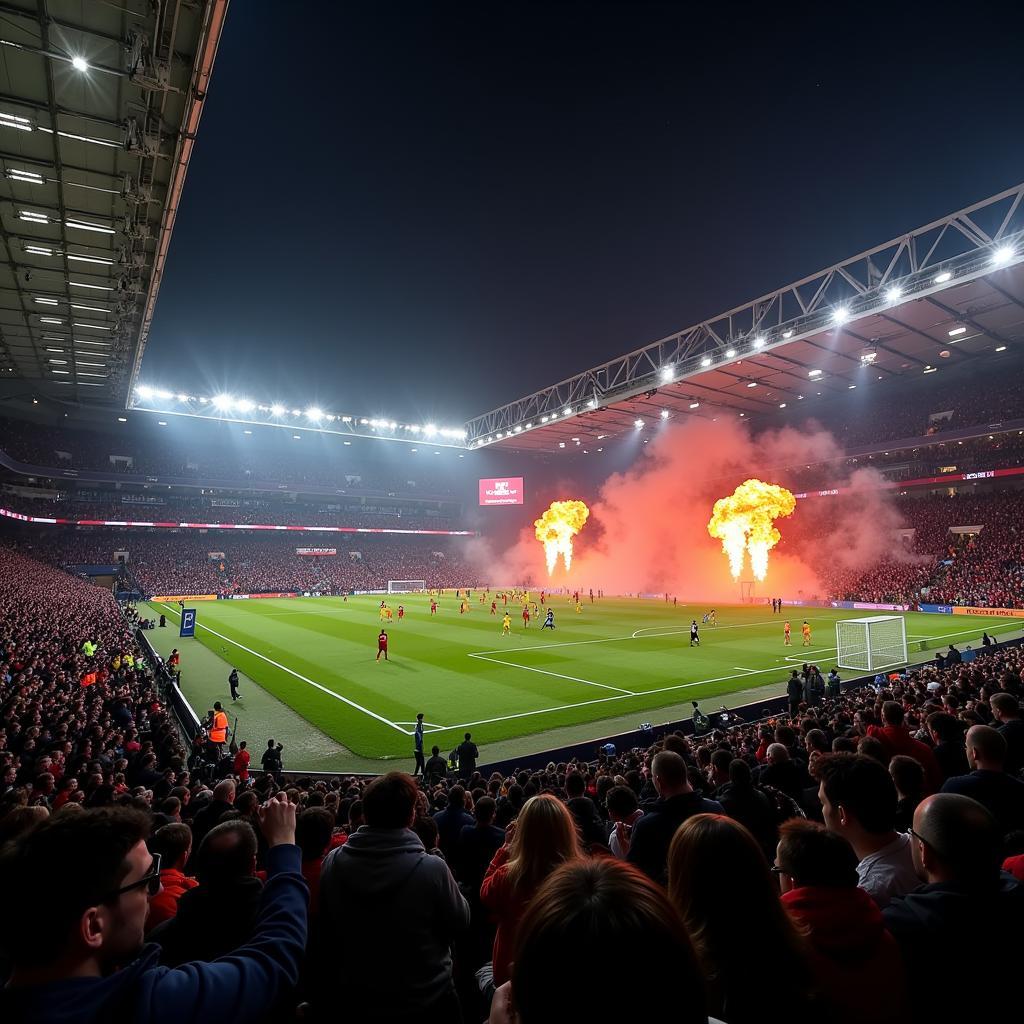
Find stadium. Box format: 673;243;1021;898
0;4;1022;1023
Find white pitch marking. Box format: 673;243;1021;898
157;603;411;735
468;652;635;695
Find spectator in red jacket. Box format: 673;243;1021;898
867;702;942;792
146;823;198;931
233;742;250;786
480;794;582;987
776;819;909;1024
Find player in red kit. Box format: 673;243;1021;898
430;599;437;615
491;600;497;615
522;605;530;627
397;605;405;621
376;630;388;661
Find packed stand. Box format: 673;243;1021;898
3;580;1023;1023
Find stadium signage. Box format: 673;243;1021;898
479;477;524;506
296;547;337;555
919;603;954;614
831;601;911;611
952;606;1024;618
151;594;218;602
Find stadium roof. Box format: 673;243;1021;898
0;0;227;406
467;181;1024;452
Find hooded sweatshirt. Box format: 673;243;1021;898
313;827;469;1016
0;843;307;1024
781;885;907;1024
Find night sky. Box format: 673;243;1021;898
143;1;1024;426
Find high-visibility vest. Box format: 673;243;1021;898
210;711;229;743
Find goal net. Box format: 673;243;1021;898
388;580;426;594
836;615;908;673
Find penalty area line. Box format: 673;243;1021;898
467;652;635;695
157;603;411;736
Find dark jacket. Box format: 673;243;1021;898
313;827;469;1017
996;718;1024;776
0;845;307;1024
715;781;777;858
149;876;265;967
188;798;233;849
456;741;478;775
940;770;1024;834
424;754;448;785
433;805;475;861
626;791;724;883
757;760;808;802
932;739;969;781
454;822;505;892
883;875;1023;1024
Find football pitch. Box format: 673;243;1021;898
146;596;1023;770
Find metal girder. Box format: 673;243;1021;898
466;181;1024;446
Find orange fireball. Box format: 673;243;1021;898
707;479;796;581
534;500;590;575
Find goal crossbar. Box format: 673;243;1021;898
388;580;426;594
836;615;908;674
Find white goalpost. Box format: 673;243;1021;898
388;580;426;594
836;615;908;673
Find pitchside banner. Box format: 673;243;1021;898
179;609;197;638
479;477;524;506
296;547;337;556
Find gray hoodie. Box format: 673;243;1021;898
314;827;469;1015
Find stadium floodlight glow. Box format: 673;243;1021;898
65;219;115;234
660;365;674;381
782;330;794;339
423;423;437;436
634;418;644;429
995;345;1007;352
71;56;89;72
948;326;967;338
7;168;44;183
71;304;109;312
808;368;822;377
923;366;938;374
848;383;857;389
991;245;1013;266
524;422;533;429
660;409;670;419
832;306;850;325
409;424;420;433
725;348;736;358
235;398;254;413
933;271;951;283
136;384;153;399
563;407;572;416
198;396;208;403
73;322;111;330
587;398;597;408
779;402;787;408
212;393;233;411
541;415;549;422
118;416;127;422
291;408;301;416
341;415;351;423
513;425;522;433
885;285;903;302
305;406;323;421
700;357;712;367
746;381;758;388
558;441;565;448
18;210;49;223
154;389;174;400
34;297;59;305
25;245;54;255
176;393;189;402
39;317;63;324
69;281;113;290
66;253;114;265
753;336;765;349
689;401;699;409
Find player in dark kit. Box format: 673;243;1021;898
690;620;700;646
376;630;389;661
541;608;555;629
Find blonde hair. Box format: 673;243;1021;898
505;794;582;892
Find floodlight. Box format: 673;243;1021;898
513;425;522;433
7;168;43;183
660;409;669;419
832;306;850;325
701;357;712;367
746;381;758;388
71;56;89;72
885;286;902;302
306;406;323;421
808;369;822;377
212;393;233;411
587;398;597;408
524;423;532;429
270;403;285;417
779;403;787;408
848;384;857;389
660;365;674;381
154;389;173;400
782;330;794;338
725;348;736;358
689;402;699;409
634;418;644;429
235;398;254;413
409;424;420;432
753;336;765;349
995;346;1007;352
563;407;572;416
176;393;189;402
541;415;549;422
291;409;301;416
933;271;951;283
991;245;1013;266
948;326;967;338
423;423;437;436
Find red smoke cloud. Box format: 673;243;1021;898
473;416;916;601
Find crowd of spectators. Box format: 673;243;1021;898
5;531;482;596
2;538;1022;1021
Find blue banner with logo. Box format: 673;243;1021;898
179;608;197;637
919;603;953;614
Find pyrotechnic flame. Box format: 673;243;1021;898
707;479;796;582
534;499;590;575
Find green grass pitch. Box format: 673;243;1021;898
147;596;1022;766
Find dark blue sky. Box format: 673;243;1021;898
143;1;1024;425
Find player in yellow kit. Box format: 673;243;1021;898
501;612;512;636
784;621;792;646
802;621;812;647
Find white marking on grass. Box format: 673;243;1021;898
157;603;411;736
630;619;779;639
467;652;635;695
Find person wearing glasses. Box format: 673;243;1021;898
0;795;307;1024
